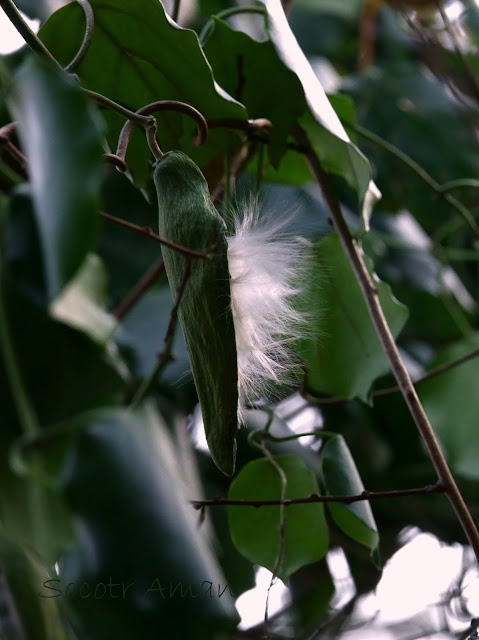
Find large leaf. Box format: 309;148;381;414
9;57;103;301
321;435;379;556
419;335;479;480
203;17;305;167
260;0;379;226
228;454;329;581
54;405;238;639
39;0;247;186
297;234;409;401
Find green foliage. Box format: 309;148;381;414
1;0;479;638
228;454;328;581
9;57;102;301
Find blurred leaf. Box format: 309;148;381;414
0;532;67;640
55;405;238;639
297;234;409;401
321;434;379;555
228;454;328;581
51;253;117;344
9;57;103;301
39;0;247;187
419;335;479;480
203;17;305;166
346;65;479;228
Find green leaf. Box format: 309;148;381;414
297;234;408;401
50;253;117;344
321;435;379;554
0;533;67;640
203;17;305;167
0;279;126;428
9;57;103;301
259;0;379;226
228;454;329;581
55;405;238;639
419;335;479;480
39;0;247;187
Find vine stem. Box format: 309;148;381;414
294;126;479;564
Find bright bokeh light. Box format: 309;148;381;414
0;8;39;54
236;567;289;630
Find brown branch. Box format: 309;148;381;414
294;125;479;563
304;346;479;404
191;482;445;509
113;257;165;320
100;211;214;259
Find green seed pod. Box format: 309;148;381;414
154;150;238;476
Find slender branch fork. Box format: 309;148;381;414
294;125;479;564
191;482;445;509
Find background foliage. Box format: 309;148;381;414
1;0;479;638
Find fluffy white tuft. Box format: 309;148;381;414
226;199;306;419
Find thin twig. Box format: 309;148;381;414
100;211;214;259
172;0;180;22
0;0;62;68
344;121;479;239
113;258;165;320
115;100;208;164
191;482;445;509
84;90;155;126
130;260;192;407
435;0;479;104
208;117;273;137
64;0;94;73
304;346;479;405
103;153;127;172
295;125;479;564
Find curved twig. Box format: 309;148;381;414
103;153;127;172
199;6;266;45
64;0;95;73
116;100;208;164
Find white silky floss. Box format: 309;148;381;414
226;200;306;419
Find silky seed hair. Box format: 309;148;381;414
226;197;307;420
